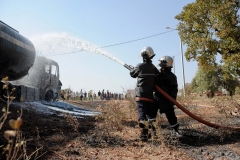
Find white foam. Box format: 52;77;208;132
13;101;100;118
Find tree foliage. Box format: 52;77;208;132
175;0;240;79
178;83;192;96
191;67;221;93
191;66;239;94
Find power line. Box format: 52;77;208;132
100;29;176;48
49;29;177;56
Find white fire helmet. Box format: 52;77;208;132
159;56;173;68
141;46;155;59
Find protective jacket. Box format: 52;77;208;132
130;59;159;100
156;68;178;111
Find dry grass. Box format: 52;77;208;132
47;94;240;159
63;112;79;132
2;80;240;159
74;98;191;159
0;77;44;160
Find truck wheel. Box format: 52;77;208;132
45;90;53;102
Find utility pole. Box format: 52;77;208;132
180;39;186;97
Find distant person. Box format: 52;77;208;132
67;90;71;100
89;90;93;101
84;91;87;100
121;93;125;100
111;93;113;99
154;56;181;137
101;89;105;100
72;92;76;100
76;91;79;100
106;90;110;100
98;90;101;100
93;92;96;100
79;89;83;101
58;80;63;100
115;93;118;100
60;90;65;101
129;46;159;141
104;93;106;100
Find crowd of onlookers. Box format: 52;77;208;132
60;89;126;101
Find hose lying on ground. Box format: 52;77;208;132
155;85;240;131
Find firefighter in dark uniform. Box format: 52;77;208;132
130;46;159;141
155;56;181;137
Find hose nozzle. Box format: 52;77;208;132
124;64;134;70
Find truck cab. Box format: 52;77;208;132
11;56;61;101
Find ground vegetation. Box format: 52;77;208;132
1;93;240;159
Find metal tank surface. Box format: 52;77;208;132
0;21;36;81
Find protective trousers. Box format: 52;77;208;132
164;109;179;131
136;100;158;122
136;100;158;140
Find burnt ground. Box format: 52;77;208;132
0;100;240;159
174;104;240;160
175;119;240;159
0;101;98;160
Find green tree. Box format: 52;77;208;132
185;83;193;96
221;77;240;93
191;66;221;94
178;83;192;96
175;0;240;79
191;66;239;94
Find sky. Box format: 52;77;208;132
1;0;197;94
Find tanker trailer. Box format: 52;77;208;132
0;21;61;102
0;21;35;80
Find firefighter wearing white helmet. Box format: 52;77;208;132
129;46;159;141
140;46;156;59
159;56;173;68
154;55;182;137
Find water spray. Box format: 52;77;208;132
31;33;125;63
124;65;240;131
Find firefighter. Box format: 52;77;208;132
129;46;159;141
155;56;182;137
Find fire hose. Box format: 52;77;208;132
124;64;240;131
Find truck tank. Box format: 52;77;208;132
0;21;36;81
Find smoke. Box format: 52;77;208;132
30;32;124;65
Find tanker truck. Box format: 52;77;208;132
0;20;61;102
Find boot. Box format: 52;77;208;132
148;121;157;139
171;123;182;138
172;128;182;138
172;123;182;138
139;129;148;141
